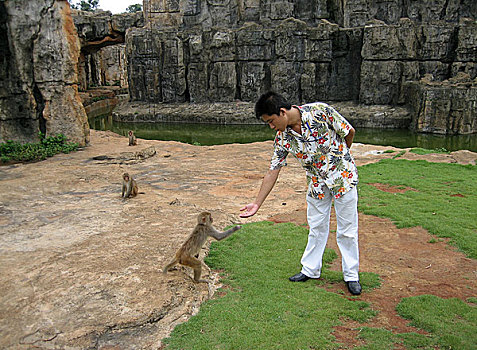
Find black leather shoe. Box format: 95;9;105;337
346;281;362;295
289;272;312;282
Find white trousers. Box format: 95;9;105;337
300;186;359;281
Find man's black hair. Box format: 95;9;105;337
254;91;292;119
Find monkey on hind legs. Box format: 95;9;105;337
121;172;138;200
163;212;241;283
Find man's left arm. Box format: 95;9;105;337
345;127;355;149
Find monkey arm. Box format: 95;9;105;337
240;167;281;217
209;225;241;241
124;183;132;198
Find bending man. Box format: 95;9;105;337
240;91;361;295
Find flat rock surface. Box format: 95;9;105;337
0;130;476;349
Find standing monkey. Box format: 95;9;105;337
121;172;138;200
128;130;137;146
163;212;241;282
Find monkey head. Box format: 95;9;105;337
198;211;213;225
123;173;130;181
128;130;133;136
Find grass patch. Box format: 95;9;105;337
394;295;477;350
358;159;477;258
0;133;78;163
163;221;378;350
356;327;437;350
409;147;450;155
392;150;406;159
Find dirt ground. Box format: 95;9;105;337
270;149;477;348
0;130;476;349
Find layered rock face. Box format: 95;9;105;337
0;0;89;146
127;0;476;134
71;10;144;90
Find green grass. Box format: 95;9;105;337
358;159;477;259
356;327;437;350
163;222;379;350
409;147;450;155
0;133;78;163
357;296;477;350
392;150;406;159
394;295;476;350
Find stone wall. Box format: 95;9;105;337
0;0;89;146
125;0;476;134
65;1;475;134
127;19;364;104
405;75;477;134
330;0;476;28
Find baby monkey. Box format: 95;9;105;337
121;172;138;200
128;130;137;146
163;211;241;283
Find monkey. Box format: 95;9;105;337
121;172;138;200
163;212;241;283
128;130;137;146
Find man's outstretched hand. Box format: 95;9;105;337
239;203;259;218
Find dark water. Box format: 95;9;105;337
89;114;477;152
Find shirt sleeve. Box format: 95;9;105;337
323;105;353;139
270;132;288;170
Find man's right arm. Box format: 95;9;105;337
239;167;281;218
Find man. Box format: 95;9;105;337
240;91;361;295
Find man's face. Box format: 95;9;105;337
262;110;287;132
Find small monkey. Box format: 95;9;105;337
163;212;241;282
128;130;137;146
121;172;138;200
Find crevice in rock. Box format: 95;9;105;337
33;84;46;135
439;0;450;20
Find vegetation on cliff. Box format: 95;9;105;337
0;133;78;163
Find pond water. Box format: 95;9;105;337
89;114;477;152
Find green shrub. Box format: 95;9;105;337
0;132;78;163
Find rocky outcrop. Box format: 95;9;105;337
405;74;477;134
126;19;365;104
0;0;89;146
71;10;144;90
331;0;476;28
112;100;412;130
124;0;476;134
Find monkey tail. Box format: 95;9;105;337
163;258;178;274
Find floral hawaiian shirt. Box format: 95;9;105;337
270;102;358;199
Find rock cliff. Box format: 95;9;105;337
125;0;476;134
0;0;89;146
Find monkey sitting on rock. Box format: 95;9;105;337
163;212;241;283
121;172;138;200
128;130;137;146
